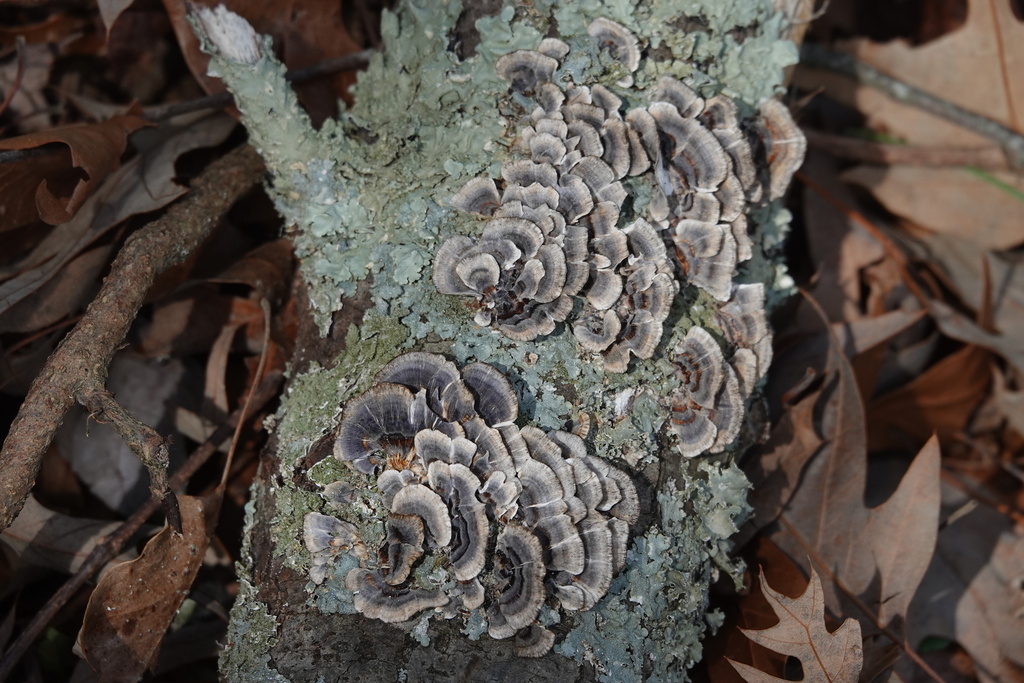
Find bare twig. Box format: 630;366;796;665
800;43;1024;169
0;144;265;533
0;372;282;682
221;299;272;488
804;129;1010;170
79;387;182;534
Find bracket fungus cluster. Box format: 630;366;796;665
430;20;804;459
304;352;639;657
433;18;804;374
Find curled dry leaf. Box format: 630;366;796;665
0;115;150;232
843;165;1024;252
866;343;990;452
0;495;136;598
0;113;237;323
906;491;1024;682
77;492;220;681
842;0;1024;148
728;567;863;683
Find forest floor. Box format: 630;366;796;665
0;0;1021;681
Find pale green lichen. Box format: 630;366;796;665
556;462;751;683
220;498;289;682
207;0;799;678
220;578;290;683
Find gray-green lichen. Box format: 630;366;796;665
219;498;289;683
206;0;799;679
556;462;751;682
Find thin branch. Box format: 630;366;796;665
804;129;1010;170
0;372;282;682
220;299;272;488
0;144;265;533
79;386;182;534
800;43;1024;169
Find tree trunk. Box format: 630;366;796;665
199;1;804;680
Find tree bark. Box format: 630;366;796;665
202;1;804;680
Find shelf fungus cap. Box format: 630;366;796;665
588;18;640;85
346;568;449;623
674;326;727;407
554;513;614;611
304;512;364;584
650;102;730;193
496;50;559;92
515;625;556;658
451;177;501;215
427;461;488;581
716;283;772;378
391;484;452;548
303;512;360;554
537;37;570;61
573;309;622;352
377;467;418;507
670;398;718;458
490;524;547;636
757;98;806;200
673;219;738;302
377;352;476;424
461;361;519;427
653;76;704;119
384;514;425;585
334;383;417;474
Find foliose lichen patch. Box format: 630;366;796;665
201;0;803;679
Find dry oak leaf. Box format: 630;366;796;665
728;567;863;683
843;165;1024;252
844;0;1024;148
0;115;150;232
765;295;940;678
76;492;220;681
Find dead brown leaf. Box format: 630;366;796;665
76;491;220;681
0;113;237;323
728;566;863;683
992;366;1024;437
769;300;941;676
736;373;824;548
0;245;110;334
800;151;886;324
906;489;1024;682
843;165;1024;251
0;115;150;232
0;39;56;134
706;537;812;683
845;0;1024;145
0;495;136;598
139;240;294;358
866;343;990;452
98;0;138;36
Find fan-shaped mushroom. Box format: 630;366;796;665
495;50;559;93
334;383;418;473
346;568;448;623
